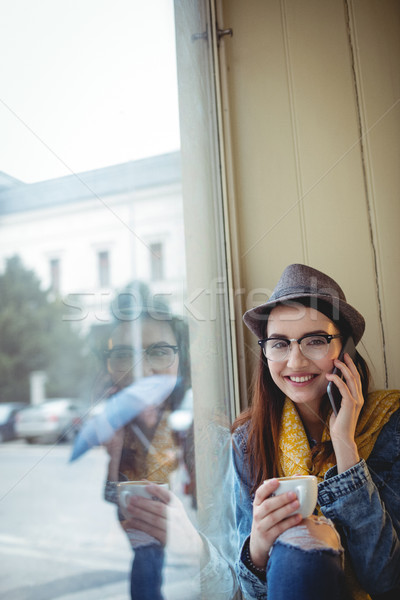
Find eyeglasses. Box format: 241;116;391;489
106;344;179;370
258;333;341;362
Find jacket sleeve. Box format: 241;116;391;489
232;428;268;600
318;409;400;595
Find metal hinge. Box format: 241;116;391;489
217;26;233;43
191;24;233;45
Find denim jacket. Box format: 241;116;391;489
232;408;400;600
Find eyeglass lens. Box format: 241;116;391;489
108;345;177;370
264;335;331;361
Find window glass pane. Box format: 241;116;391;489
150;243;164;281
98;250;111;288
49;257;61;295
0;1;238;598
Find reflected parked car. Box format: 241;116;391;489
0;403;28;442
15;399;83;444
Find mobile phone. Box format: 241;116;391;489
327;336;357;416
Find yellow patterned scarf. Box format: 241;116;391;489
121;410;178;483
278;389;400;600
278;390;400;481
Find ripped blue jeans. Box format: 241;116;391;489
266;517;349;600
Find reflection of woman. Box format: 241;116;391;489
101;298;190;600
232;264;400;600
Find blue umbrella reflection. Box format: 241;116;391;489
69;374;177;462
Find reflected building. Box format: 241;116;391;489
0;152;186;327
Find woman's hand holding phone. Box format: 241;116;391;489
249;479;302;569
326;347;364;473
327;337;357;415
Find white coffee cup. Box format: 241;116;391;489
270;475;318;518
117;480;168;519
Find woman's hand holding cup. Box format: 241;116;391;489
117;481;169;545
249;476;317;569
119;483;203;558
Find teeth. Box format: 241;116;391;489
289;375;314;383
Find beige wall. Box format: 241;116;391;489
218;0;400;398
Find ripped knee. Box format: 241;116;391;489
275;516;343;553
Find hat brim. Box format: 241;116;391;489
243;292;365;345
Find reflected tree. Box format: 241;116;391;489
0;255;97;404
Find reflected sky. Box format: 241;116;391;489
0;0;180;183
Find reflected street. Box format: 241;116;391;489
0;441;133;600
0;441;198;600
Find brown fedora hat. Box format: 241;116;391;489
243;264;365;345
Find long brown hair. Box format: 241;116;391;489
232;311;370;494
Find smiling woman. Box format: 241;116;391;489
232;264;400;600
265;305;343;419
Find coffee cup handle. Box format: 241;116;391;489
120;489;129;509
295;485;304;512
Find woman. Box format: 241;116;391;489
232;264;400;600
101;295;191;600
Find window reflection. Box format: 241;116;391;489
96;292;192;599
98;250;111;288
0;1;239;598
49;257;61;295
150;242;164;282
